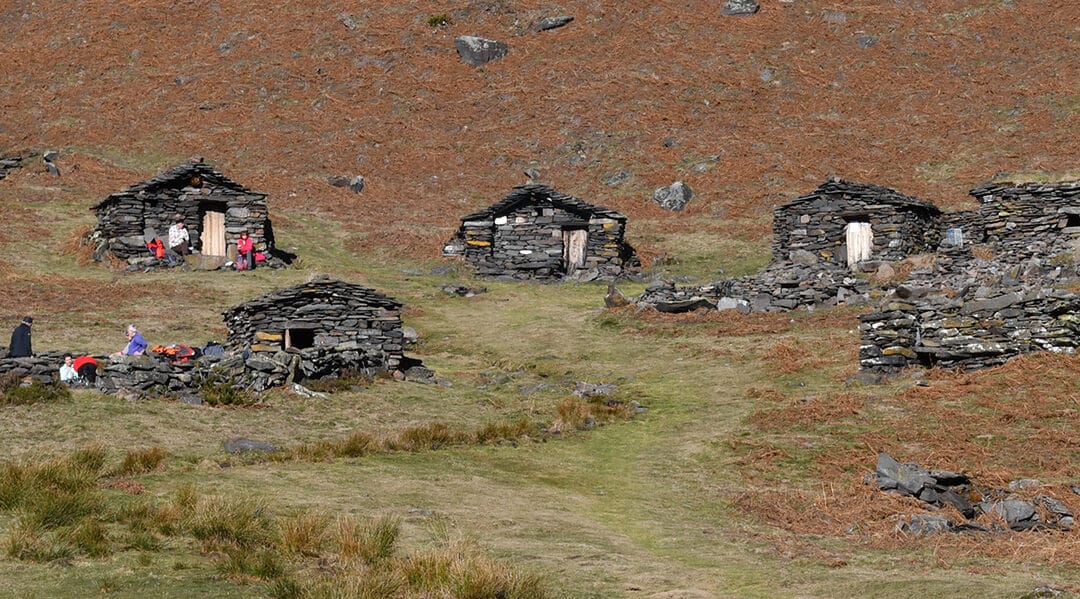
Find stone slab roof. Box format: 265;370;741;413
778;178;941;214
92;161;265;210
461;183;627;222
222;275;401;320
969;179;1080;203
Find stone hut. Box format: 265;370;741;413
771;178;943;270
444;183;638;280
222;275;405;379
965;180;1080;261
90;159;274;262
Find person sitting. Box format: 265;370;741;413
168;215;190;256
59;353;78;383
73;355;99;384
236;230;255;271
146;237;165;260
111;324;147;358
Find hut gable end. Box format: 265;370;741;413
448;183;638;280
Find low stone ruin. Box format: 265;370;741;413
859;288;1080;371
0;153;31;180
870;453;1074;534
0;276;420;399
631;176;1080;373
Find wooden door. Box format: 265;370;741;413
846;221;872;268
202;208;226;257
562;229;588;273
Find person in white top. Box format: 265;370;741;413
59;353;78;383
168;214;190;256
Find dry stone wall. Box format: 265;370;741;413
859;289;1080;372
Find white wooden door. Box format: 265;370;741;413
562;229;587;273
846;221;872;268
202;209;226;257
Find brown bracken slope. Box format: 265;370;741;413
0;0;1077;257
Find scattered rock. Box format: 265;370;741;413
440;284;487;297
605;283;630;308
349;175;365;193
898;514;953;535
223;437;276;454
721;0;760;16
533;16;574;32
652;181;695;211
454;35;509;66
572;382;616;398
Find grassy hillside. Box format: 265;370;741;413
0;0;1078;597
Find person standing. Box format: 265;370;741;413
168;215;190;256
111;324;147;357
9;316;32;357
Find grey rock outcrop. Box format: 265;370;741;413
454;36;508;66
652;181;695;212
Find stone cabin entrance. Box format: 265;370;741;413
562;228;588;274
845;217;872;268
199;200;227;257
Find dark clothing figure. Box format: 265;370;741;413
73;356;98;384
9;317;32;357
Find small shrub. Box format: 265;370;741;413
0;379;72;406
277;509;330;556
304;368;373;394
113;446;168;476
200;381;260;407
338;515;400;566
124;530;162;552
426;13;451;27
5;518;74;562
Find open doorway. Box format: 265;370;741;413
284;328;315;350
199;201;227;257
562;228;587;274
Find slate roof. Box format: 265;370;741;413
92;161;264;210
969;180;1080;203
461;183;627;222
222;275;401;320
779;178;941;214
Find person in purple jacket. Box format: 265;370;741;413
111;324;147;357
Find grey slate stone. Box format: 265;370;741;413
721;0;760;16
533;16;573;32
223;437;276;453
454;35;509;66
652;181;695;211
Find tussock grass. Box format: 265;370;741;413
186;496;275;551
401;541;545;599
112;446;168;476
277;509;331;557
337;515;400;566
199;380;261;407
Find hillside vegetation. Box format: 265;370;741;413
0;0;1078;597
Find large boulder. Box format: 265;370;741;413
652;181;695;211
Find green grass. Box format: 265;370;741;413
0;177;1077;597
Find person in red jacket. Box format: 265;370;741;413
236;230;255;271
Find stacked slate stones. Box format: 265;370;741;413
222;275;405;380
968;180;1080;262
89;160;276;263
0;153;29;180
871;453;1074;534
859;288;1080;371
446;184;639;281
